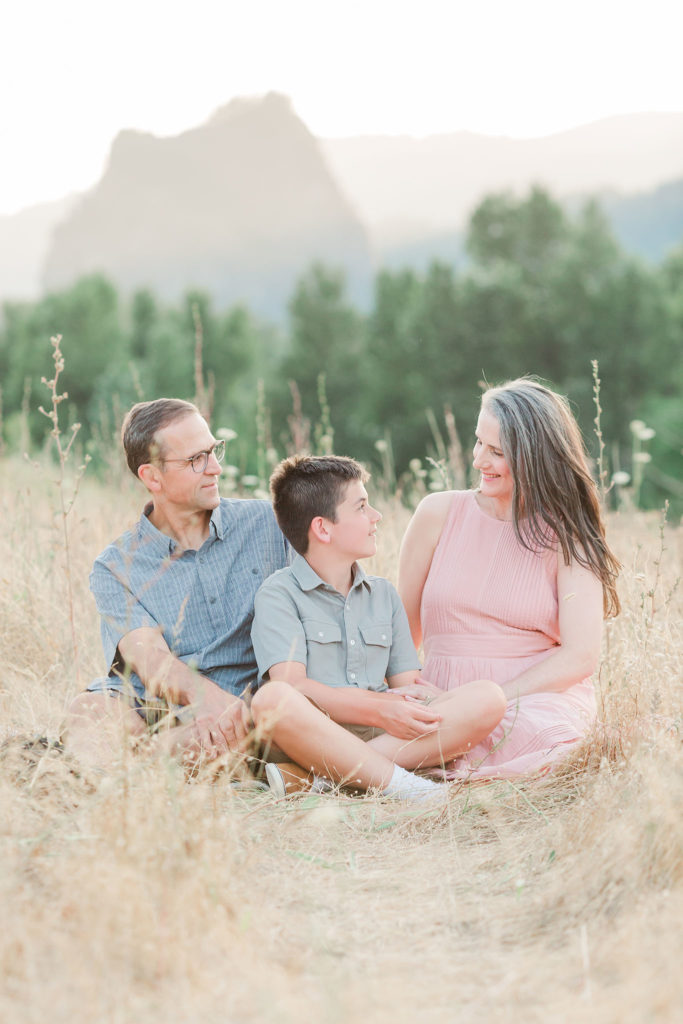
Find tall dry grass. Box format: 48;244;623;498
0;455;681;1024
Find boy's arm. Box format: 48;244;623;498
267;660;443;739
252;578;444;739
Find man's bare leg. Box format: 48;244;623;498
63;692;212;770
63;692;147;770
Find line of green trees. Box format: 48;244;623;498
1;187;681;512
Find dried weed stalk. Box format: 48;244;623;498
38;334;91;688
592;358;608;501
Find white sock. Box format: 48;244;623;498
382;764;443;802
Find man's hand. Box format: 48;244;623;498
187;681;252;758
372;693;443;740
118;628;253;762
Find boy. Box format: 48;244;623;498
249;455;505;800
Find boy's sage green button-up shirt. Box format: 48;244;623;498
251;554;421;690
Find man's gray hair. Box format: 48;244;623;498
121;398;199;477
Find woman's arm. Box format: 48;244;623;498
397;491;452;648
501;556;604;700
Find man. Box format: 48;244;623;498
64;398;290;768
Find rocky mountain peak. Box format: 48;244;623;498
42;94;372;318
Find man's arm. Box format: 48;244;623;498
118;628;250;751
91;543;251;752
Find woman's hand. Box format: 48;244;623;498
388;678;443;701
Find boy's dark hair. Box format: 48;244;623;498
270;454;368;554
121;398;199;477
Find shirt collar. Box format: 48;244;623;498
209;502;224;540
290;553;372;593
136;503;173;556
351;561;371;591
137;501;224;556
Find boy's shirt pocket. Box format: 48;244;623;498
301;618;389;691
302;618;345;687
359;623;393;691
303;619;343;646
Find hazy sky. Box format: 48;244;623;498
2;0;682;215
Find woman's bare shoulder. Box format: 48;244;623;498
412;490;462;530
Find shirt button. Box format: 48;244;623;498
381;634;386;641
209;596;216;604
350;673;356;680
350;639;355;646
318;631;324;638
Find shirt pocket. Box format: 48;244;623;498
359;623;392;688
303;620;343;645
302;619;344;686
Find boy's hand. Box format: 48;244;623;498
374;695;443;740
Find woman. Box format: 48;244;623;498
398;378;620;779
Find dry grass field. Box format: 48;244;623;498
1;456;681;1024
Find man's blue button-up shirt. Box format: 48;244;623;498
89;498;290;699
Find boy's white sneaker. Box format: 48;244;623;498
265;762;288;798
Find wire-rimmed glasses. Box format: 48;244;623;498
162;438;226;473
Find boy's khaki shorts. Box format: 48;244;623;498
340;723;386;742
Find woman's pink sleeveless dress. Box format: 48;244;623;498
421;490;596;779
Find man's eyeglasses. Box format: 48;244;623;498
162;439;226;474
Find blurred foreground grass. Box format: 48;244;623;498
0;458;681;1024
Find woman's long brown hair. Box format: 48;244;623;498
482;378;621;617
